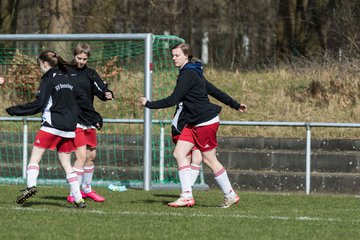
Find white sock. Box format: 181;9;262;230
190;163;201;186
178;165;192;198
67;172;82;202
26;163;39;188
82;165;94;193
214;168;236;198
69;167;84;196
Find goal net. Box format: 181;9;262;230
0;34;207;189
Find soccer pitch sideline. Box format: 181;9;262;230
0;185;359;240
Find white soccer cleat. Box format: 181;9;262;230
218;194;240;208
168;197;195;207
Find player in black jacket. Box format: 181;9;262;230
171;61;245;188
66;43;114;203
140;43;246;208
6;50;102;208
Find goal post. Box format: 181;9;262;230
0;34;209;190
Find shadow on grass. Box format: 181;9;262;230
152;193;179;205
41;195;66;201
19;200;65;208
152;193;179;198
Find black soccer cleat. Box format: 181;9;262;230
16;186;38;204
71;198;86;209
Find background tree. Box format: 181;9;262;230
276;0;338;61
2;0;359;69
0;0;19;34
48;0;73;57
0;0;19;62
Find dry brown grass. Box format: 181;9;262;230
2;57;360;139
206;58;360;138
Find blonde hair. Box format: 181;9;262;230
73;43;91;57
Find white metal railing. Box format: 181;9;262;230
2;117;360;194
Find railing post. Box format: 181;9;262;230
143;33;153;191
305;124;311;195
22;119;28;179
159;124;165;182
199;164;205;185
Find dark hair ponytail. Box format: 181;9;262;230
38;50;69;73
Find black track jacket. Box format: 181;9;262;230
145;61;222;127
6;67;102;133
67;65;113;127
171;78;241;136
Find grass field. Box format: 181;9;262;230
1;185;359;240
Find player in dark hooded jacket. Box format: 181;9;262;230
170;60;244;188
140;43;246;208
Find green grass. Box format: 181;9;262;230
1;185;359;240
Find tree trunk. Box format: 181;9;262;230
0;0;19;34
48;0;73;58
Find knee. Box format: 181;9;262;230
76;152;87;162
87;150;96;162
202;157;211;166
191;154;203;165
173;150;180;160
173;149;185;161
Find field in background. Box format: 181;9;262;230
2;56;360;139
1;185;359;240
205;58;360;139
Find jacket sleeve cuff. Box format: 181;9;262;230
6;108;14;116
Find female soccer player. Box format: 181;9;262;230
140;43;246;208
66;43;114;203
171;61;246;187
6;50;103;208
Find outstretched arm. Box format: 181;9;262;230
6;78;52;116
205;78;247;113
89;70;114;101
138;70;194;109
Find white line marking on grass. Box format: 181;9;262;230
2;206;359;223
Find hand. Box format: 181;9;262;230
238;104;247;113
139;97;148;106
95;121;103;130
105;91;113;100
95;123;102;130
0;77;4;85
93;117;103;130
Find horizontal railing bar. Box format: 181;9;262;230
2;117;360;128
0;33;152;41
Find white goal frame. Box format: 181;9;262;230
0;34;154;190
